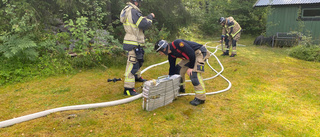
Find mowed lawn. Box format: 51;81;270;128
0;37;319;136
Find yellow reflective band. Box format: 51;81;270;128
126;90;131;96
124;40;139;45
123;22;138;28
195;90;205;94
125;78;135;83
228;25;235;28
180;82;185;86
146;18;153;23
124;63;133;77
231;28;242;37
124;18;138;28
197;73;206;93
136;16;143;26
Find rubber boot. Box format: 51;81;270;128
124;88;138;96
189;97;205;106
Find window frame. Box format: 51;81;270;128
299;6;320;21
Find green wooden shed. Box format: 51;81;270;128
253;0;320;44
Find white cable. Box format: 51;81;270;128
0;42;232;128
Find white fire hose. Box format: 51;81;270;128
0;43;231;128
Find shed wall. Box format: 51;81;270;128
266;6;320;40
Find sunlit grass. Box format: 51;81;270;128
0;37;319;136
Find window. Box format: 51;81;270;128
302;8;320;18
300;8;320;21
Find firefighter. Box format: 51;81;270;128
219;17;242;57
120;0;155;96
154;39;210;106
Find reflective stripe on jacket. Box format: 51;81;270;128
222;17;242;38
120;2;153;51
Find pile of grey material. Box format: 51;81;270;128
142;75;181;111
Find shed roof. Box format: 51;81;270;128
253;0;320;7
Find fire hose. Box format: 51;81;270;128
0;43;231;128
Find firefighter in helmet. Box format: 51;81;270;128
219;17;242;57
120;0;155;96
154;39;210;106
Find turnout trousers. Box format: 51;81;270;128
176;47;210;100
225;32;241;54
124;49;142;89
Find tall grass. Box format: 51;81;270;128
0;37;319;136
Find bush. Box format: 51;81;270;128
0;53;74;86
0;50;127;86
289;45;320;62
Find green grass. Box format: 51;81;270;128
1;37;320;136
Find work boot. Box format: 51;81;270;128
221;52;228;56
221;50;229;56
124;88;138;96
135;76;147;82
179;88;185;93
189;98;205;106
230;54;236;57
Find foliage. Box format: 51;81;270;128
68;52;126;70
141;23;171;54
78;0;108;29
183;0;220;36
177;23;205;40
142;0;191;36
0;0;129;85
0;53;73;86
184;0;268;36
0;0;40;61
55;32;72;48
225;0;267;35
90;29;123;61
289;44;320;62
65;13;94;51
0;35;38;60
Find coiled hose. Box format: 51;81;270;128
0;43;231;128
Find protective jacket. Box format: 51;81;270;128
222;17;242;38
120;2;153;51
167;39;203;75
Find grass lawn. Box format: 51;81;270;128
0;37;319;136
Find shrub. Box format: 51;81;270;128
289;45;320;62
0;35;38;61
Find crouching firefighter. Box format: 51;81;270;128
120;0;155;96
219;17;242;57
154;39;210;106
